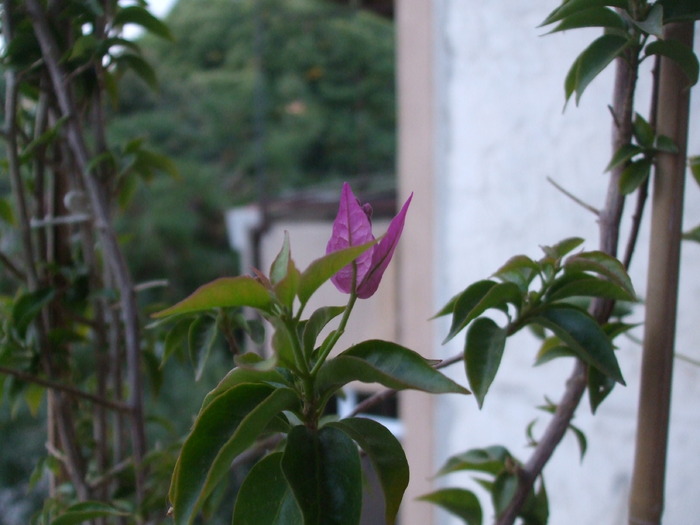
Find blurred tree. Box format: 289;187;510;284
112;0;396;300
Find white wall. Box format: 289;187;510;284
432;2;700;524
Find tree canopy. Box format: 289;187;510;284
112;0;396;297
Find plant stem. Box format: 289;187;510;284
496;27;640;525
628;21;694;525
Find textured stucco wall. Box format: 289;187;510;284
432;2;700;524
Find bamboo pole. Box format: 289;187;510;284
628;21;694;525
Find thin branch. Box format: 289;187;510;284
546;177;600;216
0;250;27;281
496;36;640;525
0;365;131;413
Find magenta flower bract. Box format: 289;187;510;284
326;182;412;299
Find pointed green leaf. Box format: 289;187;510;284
465;318;507;408
632;113;655;148
302;306;345;354
418;488;482;525
170;385;298;525
270;232;292;284
188;315;218;381
541;0;627;26
690;156;700;185
548;272;637;302
113;5;174;40
493;255;539;294
297;240;376;305
606;143;644;172
567;34;630;104
282;425;362;525
330;418;408;525
436;446;512;477
632;3;664;37
569;424;588;461
645;39;699;86
444;281;520;343
317;340;470;396
114;53;158;90
533;305;624;384
547;7;626;34
540;237;584;260
201;367;289;410
588;364;616;412
233;452;303;525
564;251;635;298
50;502;129;525
152;276;273;318
655;135;679;153
492;472;518;515
520;479;549;525
683;224;700;243
535;336;576;366
619;158;652;195
12;288;55;338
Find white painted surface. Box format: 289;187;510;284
431;2;700;524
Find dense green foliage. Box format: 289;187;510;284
113;0;396;299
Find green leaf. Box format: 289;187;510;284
161;318;192;367
444;281;521;343
297;240;376;305
541;0;627;26
658;0;700;23
548;272;637;302
436;445;511;477
113;5;174;40
534;336;576;366
619;158;652;195
232;452;303;525
588;364;616;412
317;340;470;396
683;224;700;243
188;315;218;381
690;156;700;186
303;306;345;354
12;288;55;338
632;3;664;37
114;53;159;90
520;479;549;525
566;34;630;104
418;488;482;525
270;232;292;285
645;39;699;86
282;425;362;525
533;305;625;384
0;198;14;225
152;276;273;318
546;7;626;34
330;418;408;525
632;113;655;148
540;237;584;260
493;255;539;294
605;143;644;172
170;385;298;525
465;318;507;408
569;424;588;461
492;472;518;515
655;135;678;153
200;367;289;410
564;251;635;298
50;502;128;525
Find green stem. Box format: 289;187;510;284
310;291;357;377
